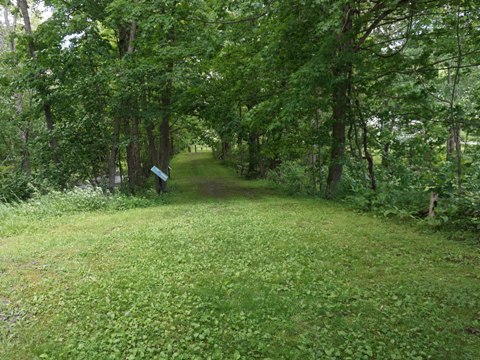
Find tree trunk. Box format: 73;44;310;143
220;141;231;160
446;127;455;159
352;122;366;182
326;6;352;198
125;117;143;190
44;103;60;165
326;118;346;198
1;6;6;51
382;142;390;168
247;132;260;179
128;21;137;54
159;89;171;192
20;128;30;174
15;93;31;175
146;123;161;193
158;26;175;193
108;117;121;189
363;124;376;191
450;10;463;193
146;123;158;170
355;97;376;191
125;20;142;190
16;0;34;57
6;5;29;173
429;192;439;218
17;0;60;165
118;150;124;187
131;117;143;186
118;20;143;190
11;7;16;51
453;126;462;192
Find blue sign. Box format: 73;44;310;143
151;166;169;182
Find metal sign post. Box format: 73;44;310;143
151;166;169;182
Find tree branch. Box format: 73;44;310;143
355;0;410;51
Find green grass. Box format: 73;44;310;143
1;152;479;359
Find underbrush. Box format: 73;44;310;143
266;160;479;240
343;181;479;241
267;161;312;195
435;190;480;232
0;168;35;203
0;186;166;220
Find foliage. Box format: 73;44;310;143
267;161;311;195
0;186;164;220
436;190;480;232
0;167;34;203
1;0;479;230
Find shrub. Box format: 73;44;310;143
436;191;480;232
0;168;35;202
268;161;310;195
0;186;165;220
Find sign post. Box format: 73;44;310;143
151;166;169;182
151;166;169;193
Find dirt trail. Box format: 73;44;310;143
181;153;269;199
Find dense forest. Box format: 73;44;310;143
0;0;479;231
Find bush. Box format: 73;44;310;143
0;186;165;219
268;161;310;195
0;168;35;202
436;191;480;232
344;165;479;236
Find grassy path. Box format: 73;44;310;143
1;152;479;359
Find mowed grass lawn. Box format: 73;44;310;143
1;153;479;359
